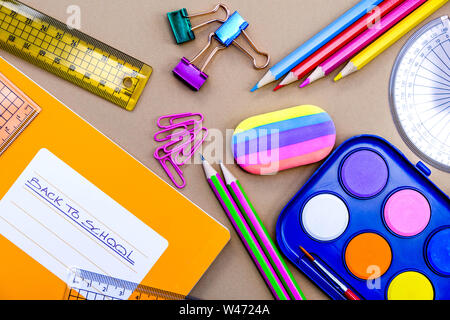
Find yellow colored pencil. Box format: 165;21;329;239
335;0;448;81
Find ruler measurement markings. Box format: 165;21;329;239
425;55;450;78
5;100;21;126
421;100;450;114
112;65;121;90
432;47;450;71
421;99;448;113
419;65;449;84
416;73;450;88
0;12;12;40
422;36;450;78
0;73;40;155
66;269;188;300
414;83;450;91
418;41;450;136
440;42;450;62
93;52;104;90
1;82;19;119
0;95;8;113
414;54;438;140
9;11;19;38
415;96;450;105
423;105;450;123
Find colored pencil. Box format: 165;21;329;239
220;163;306;300
299;247;360;300
300;0;427;88
274;0;405;91
250;0;383;91
201;156;290;300
335;0;449;81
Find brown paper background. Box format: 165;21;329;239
7;0;449;300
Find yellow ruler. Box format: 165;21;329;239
0;0;152;111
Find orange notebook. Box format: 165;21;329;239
0;57;230;299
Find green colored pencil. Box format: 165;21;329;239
220;163;306;300
201;156;290;300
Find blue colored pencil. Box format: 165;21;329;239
251;0;384;91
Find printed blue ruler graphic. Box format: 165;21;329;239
390;16;450;172
64;268;189;300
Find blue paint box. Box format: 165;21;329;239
276;135;450;300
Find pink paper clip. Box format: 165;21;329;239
154;119;203;142
173;127;208;166
157;113;204;129
154;130;198;160
154;112;207;189
153;120;202;142
154;125;189;143
159;156;186;189
154;146;172;161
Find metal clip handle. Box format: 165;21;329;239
189;4;231;31
232;30;270;69
190;33;227;72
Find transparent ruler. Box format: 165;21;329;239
0;70;40;156
64;268;192;300
389;16;450;172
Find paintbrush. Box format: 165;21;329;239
299;246;360;300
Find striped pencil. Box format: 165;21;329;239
335;0;449;80
220;163;306;300
300;0;427;88
274;0;405;90
251;0;384;91
201;156;290;300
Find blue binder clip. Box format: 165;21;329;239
215;11;249;46
172;10;270;91
213;11;270;71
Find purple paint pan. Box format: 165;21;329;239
340;150;388;198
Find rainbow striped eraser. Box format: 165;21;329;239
232;105;336;175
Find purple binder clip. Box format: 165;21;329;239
172;33;226;91
173;57;208;91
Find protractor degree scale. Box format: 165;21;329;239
390;16;450;173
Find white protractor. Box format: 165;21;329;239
390;16;450;173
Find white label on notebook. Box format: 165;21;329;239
0;148;168;298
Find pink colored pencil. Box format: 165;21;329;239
220;163;306;300
201;156;291;300
300;0;427;87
